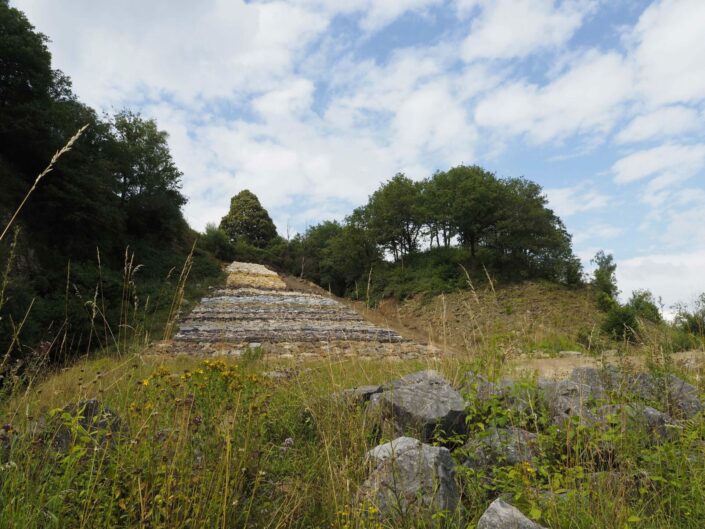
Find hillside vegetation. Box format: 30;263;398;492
3;2;705;529
0;2;221;365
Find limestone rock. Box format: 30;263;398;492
539;379;595;425
338;385;383;405
570;366;620;400
461;371;502;400
361;437;458;516
462;427;539;469
50;399;128;452
595;403;677;441
367;436;421;464
665;374;703;419
477;498;546;529
373;370;466;442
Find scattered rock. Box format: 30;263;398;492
461;371;502;400
539;379;595;425
477;498;546;529
462;427;539;469
264;369;296;380
337;385;383;405
595;403;677;441
49;399;128;452
570;366;620;400
665;374;703;419
372;370;466;442
361;437;458;517
367;436;421;464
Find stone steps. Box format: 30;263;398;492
172;261;407;352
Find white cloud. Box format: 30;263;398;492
252;78;315;119
545;184;611;217
612;144;705;185
616;105;701;144
475;51;633;142
357;0;443;32
617;250;705;309
392;81;477;161
460;0;593;61
630;0;705;106
573;223;624;245
13;0;330;107
662;204;705;249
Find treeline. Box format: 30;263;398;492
206;167;583;301
0;2;219;361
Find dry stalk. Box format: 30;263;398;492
0;124;89;243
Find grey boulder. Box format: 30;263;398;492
367;436;421;464
477;498;546;529
595;403;677;441
361;436;459;516
371;370;466;442
539;379;595;425
337;385;383;405
462;427;539;469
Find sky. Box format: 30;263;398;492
11;0;705;312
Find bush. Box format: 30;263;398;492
675;293;705;336
602;305;639;342
596;291;618;312
200;223;235;262
626;289;662;323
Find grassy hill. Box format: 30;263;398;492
2;271;705;528
369;281;601;357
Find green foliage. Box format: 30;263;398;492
627;289;662;323
367;247;470;302
279;164;582;301
602;304;640;342
674;293;705;336
0;3;219;361
366;173;424;259
591;251;618;305
220;190;278;248
596;291;618;312
200;223;236;261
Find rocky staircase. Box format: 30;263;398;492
171;262;427;358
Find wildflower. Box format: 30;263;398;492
280;437;294;452
141;379;150;386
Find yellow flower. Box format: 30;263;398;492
141;379;150;386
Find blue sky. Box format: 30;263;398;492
12;0;705;311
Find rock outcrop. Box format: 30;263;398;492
362;436;459;516
462;427;539;469
370;370;466;442
174;261;406;347
477;498;546;529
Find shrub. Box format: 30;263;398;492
675;293;705;336
626;289;662;323
602;305;639;342
200;223;235;262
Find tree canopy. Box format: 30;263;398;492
220;190;278;248
0;2;216;361
242;164;586;300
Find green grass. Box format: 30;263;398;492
2;345;705;528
